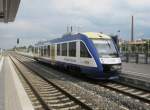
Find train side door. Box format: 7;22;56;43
51;44;55;64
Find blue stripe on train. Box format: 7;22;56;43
49;33;104;76
36;57;105;79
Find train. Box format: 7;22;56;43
32;32;121;80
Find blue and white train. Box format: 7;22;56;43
33;32;121;80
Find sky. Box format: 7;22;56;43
0;0;150;49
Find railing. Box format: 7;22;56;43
121;53;150;64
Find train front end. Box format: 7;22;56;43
93;39;121;78
92;34;121;79
84;32;121;79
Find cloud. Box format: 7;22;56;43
127;0;150;7
0;0;150;49
0;20;34;31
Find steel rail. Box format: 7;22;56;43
10;55;93;110
98;82;150;104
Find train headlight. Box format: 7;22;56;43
111;65;121;70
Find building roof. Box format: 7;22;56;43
128;41;146;45
128;39;150;45
0;0;20;23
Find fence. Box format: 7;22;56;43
121;53;150;64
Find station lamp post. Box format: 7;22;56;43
148;40;150;55
117;30;120;37
117;30;121;52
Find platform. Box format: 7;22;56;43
122;62;150;78
0;56;34;110
119;62;150;91
0;57;4;110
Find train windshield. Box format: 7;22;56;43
93;39;118;58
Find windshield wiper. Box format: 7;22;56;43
106;41;111;48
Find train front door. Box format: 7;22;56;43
51;45;55;64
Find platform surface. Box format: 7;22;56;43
122;62;150;78
0;56;34;110
0;57;4;110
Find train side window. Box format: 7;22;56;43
35;47;36;54
62;43;67;56
39;47;41;55
38;47;40;55
34;47;35;53
37;47;39;54
41;46;43;56
47;45;50;57
44;46;47;56
80;41;91;58
57;44;60;56
32;47;34;53
69;42;76;57
35;47;38;54
39;47;41;56
43;47;45;56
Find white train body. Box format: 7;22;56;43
33;32;121;79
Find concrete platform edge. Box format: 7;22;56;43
0;57;4;72
5;57;34;110
0;57;4;110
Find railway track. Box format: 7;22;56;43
10;56;93;110
99;82;150;104
11;53;150;109
15;54;150;104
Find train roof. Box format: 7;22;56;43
35;32;111;46
83;32;111;39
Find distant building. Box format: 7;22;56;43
119;38;150;53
